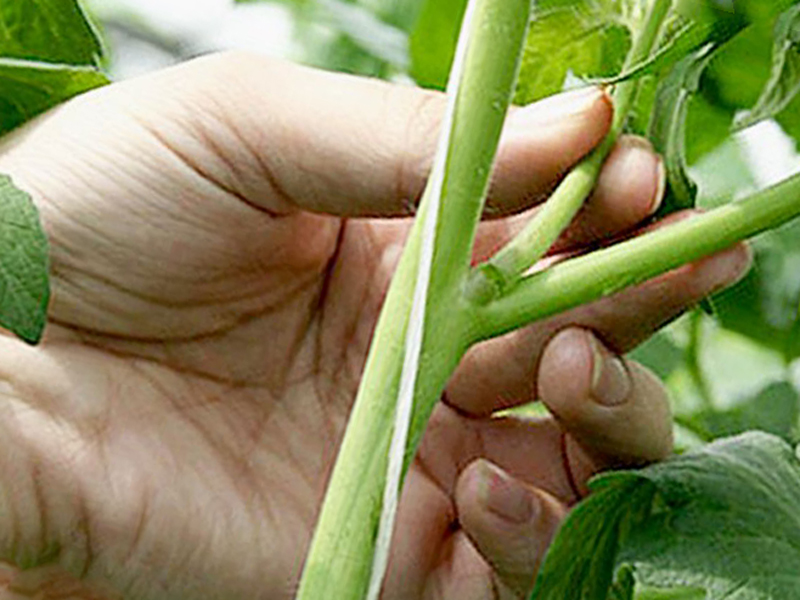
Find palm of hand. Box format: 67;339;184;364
0;54;746;600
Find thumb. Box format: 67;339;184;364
128;52;613;218
537;328;674;496
455;459;567;598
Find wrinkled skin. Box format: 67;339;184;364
0;53;749;599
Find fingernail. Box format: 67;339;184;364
477;460;537;524
509;87;607;130
696;242;754;291
589;334;631;406
652;156;667;215
617;136;664;215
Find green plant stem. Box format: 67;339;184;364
294;1;530;598
687;309;715;409
475;0;673;296
472;171;800;341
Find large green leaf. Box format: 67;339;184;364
0;0;103;67
515;5;630;105
530;473;656;599
532;433;800;600
0;176;49;344
621;433;800;599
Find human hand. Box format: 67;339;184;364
0;53;749;599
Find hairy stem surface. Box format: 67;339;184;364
474;172;800;340
295;1;530;598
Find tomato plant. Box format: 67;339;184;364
291;2;800;599
3;1;800;599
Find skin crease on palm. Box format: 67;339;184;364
0;51;751;600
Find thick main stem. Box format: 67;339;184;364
473;172;800;341
294;1;530;598
475;0;673;296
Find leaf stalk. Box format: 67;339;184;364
473;0;674;296
473;171;800;341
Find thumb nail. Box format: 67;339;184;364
477;460;538;524
589;334;631;407
509;87;608;130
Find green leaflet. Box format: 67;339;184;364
599;0;746;86
608;566;636;600
0;176;49;344
0;0;108;343
409;0;467;89
0;0;108;137
648;46;717;214
0;0;103;67
531;433;800;600
0;59;108;135
736;4;800;130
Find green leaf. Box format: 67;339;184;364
601;0;746;86
0;0;103;67
702;0;797;115
0;60;108;135
736;4;800;130
514;4;630;105
530;473;656;600
0;1;108;137
648;46;717;214
0;175;49;344
621;433;800;599
409;0;467;89
532;433;800;600
609;565;636;600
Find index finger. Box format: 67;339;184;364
133;52;614;218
